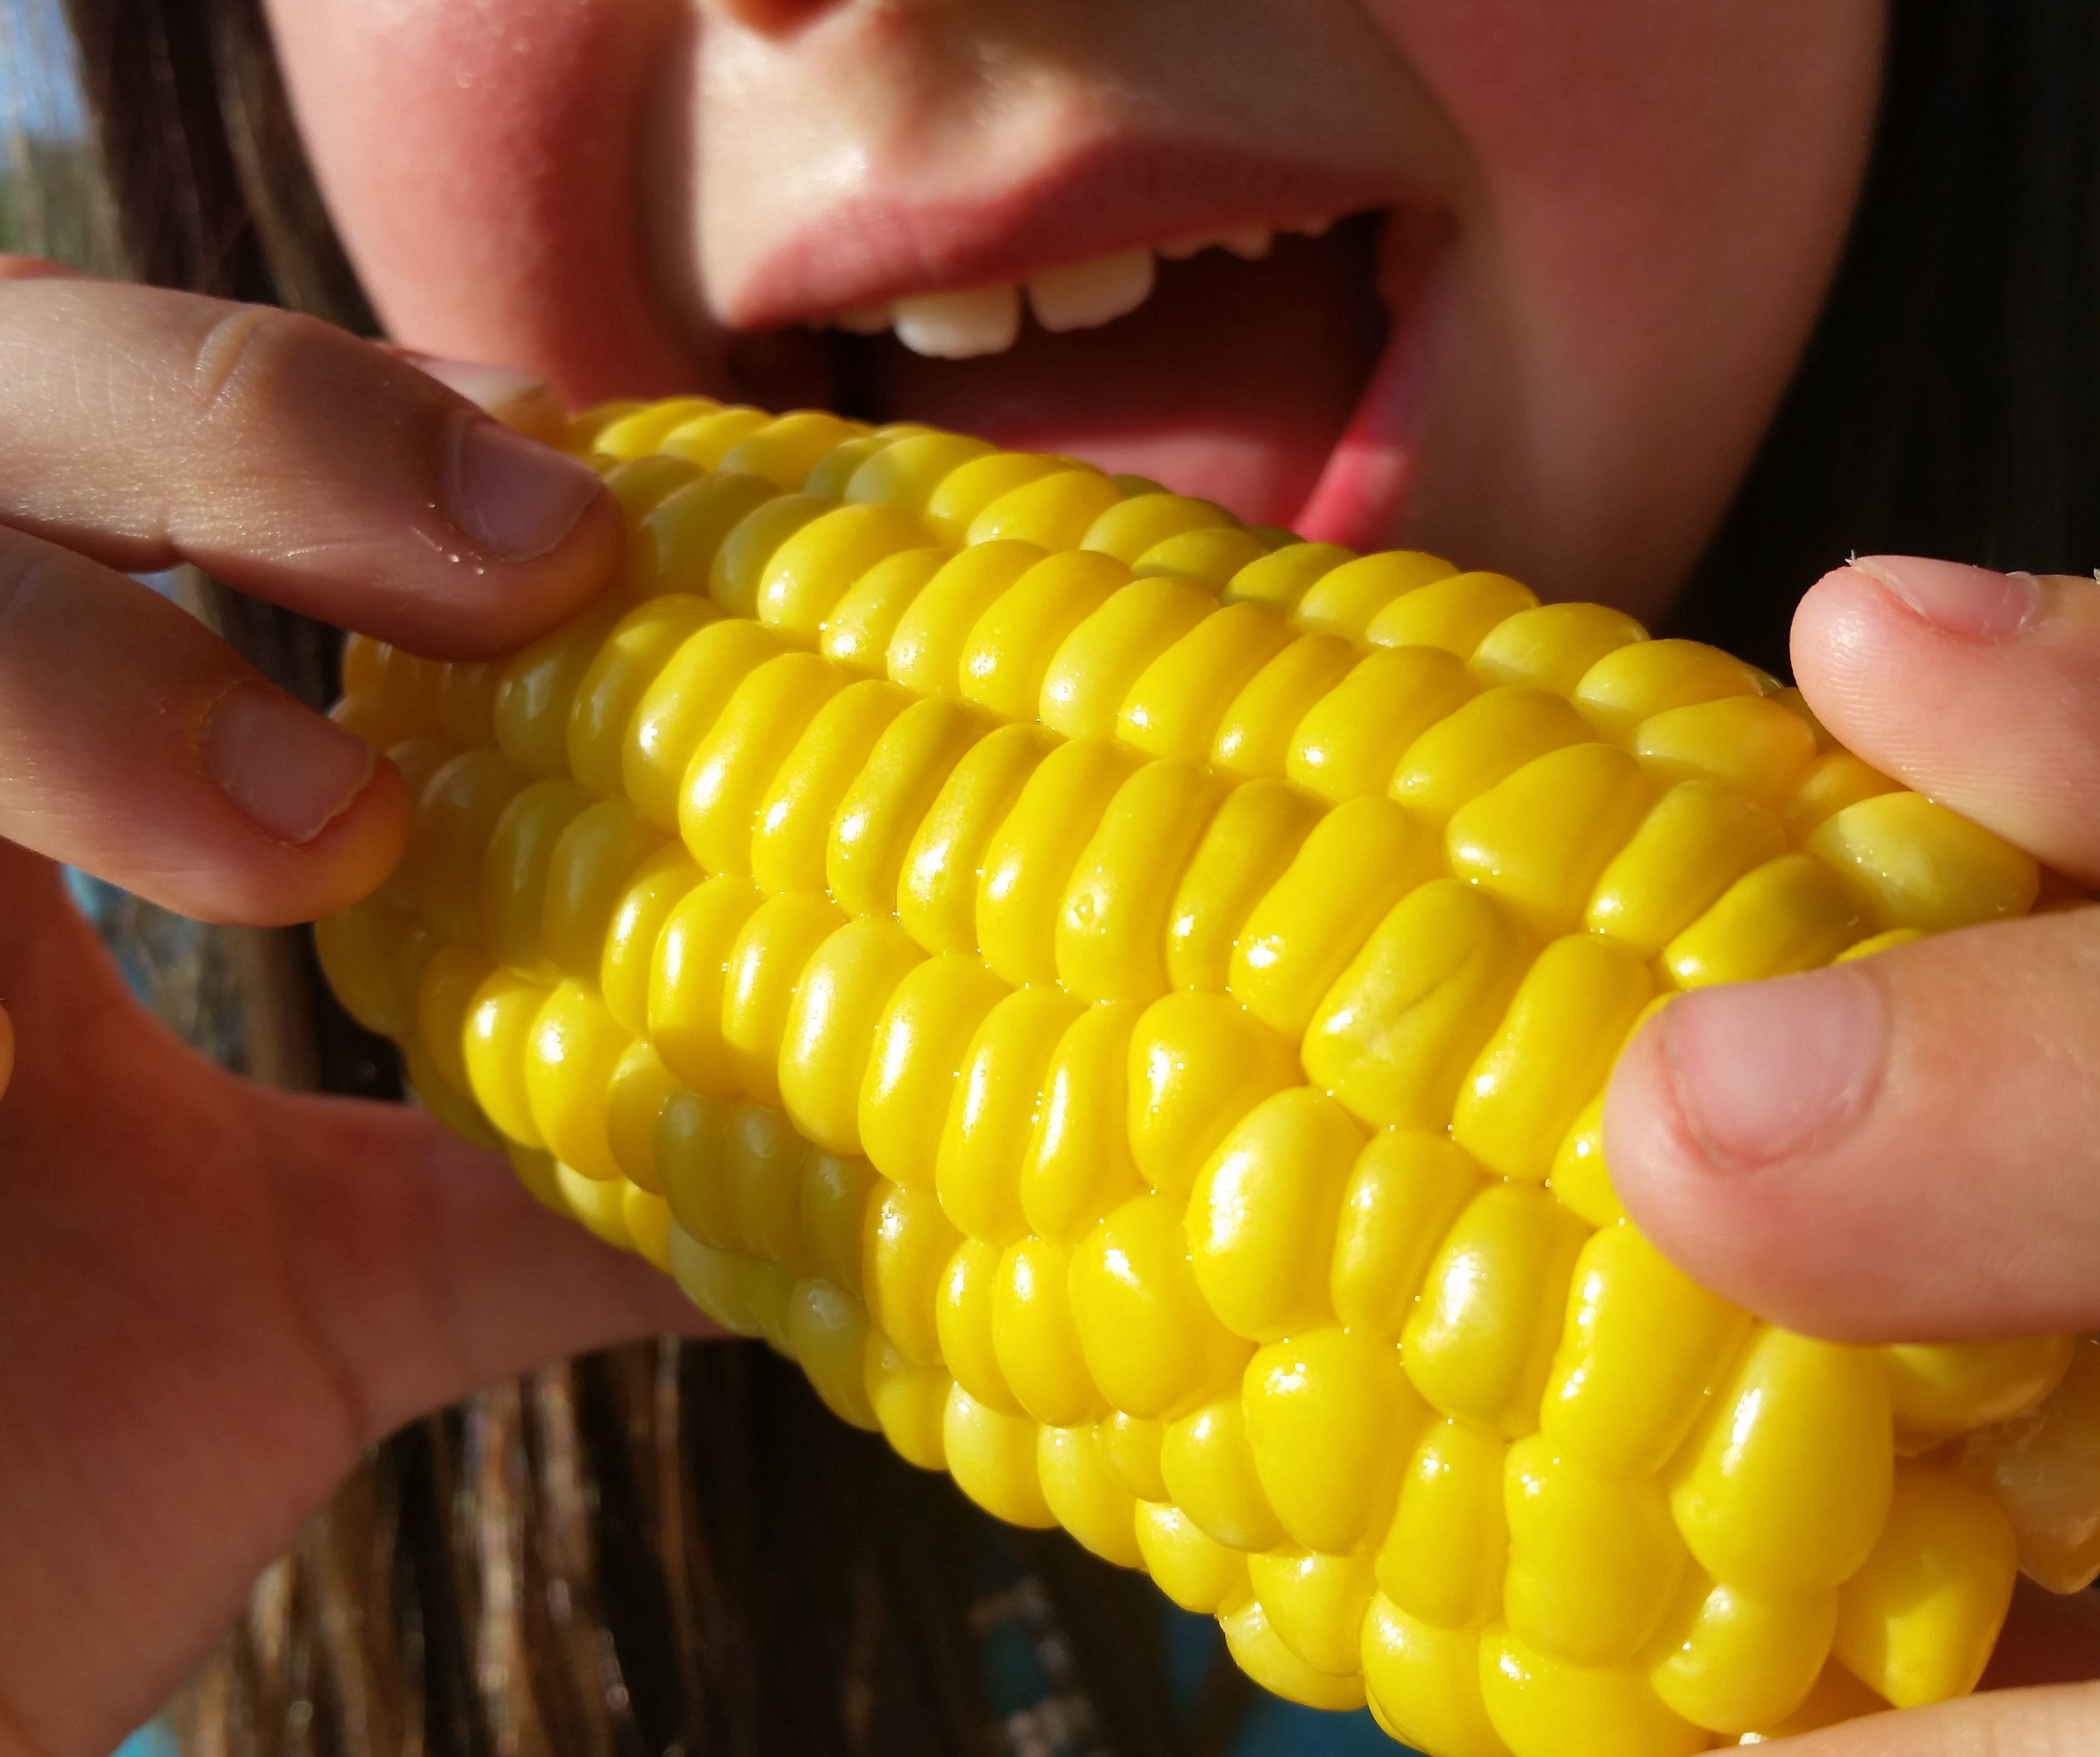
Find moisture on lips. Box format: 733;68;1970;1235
319;397;2096;1757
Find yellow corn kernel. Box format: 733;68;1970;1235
862;1181;959;1366
1162;1396;1285;1552
1330;1131;1485;1339
1210;633;1360;779
830;697;989;919
820;547;946;674
1831;1465;2016;1708
1955;1337;2100;1593
843;430;994;514
1453;932;1653;1183
1503;1435;1688;1666
1222;541;1353;613
654;1085;735;1248
1070;1193;1250;1419
624;618;786;831
647;875;763;1096
1470;601;1647;695
626;472;778;598
971;467;1124;550
1634;694;1818;808
661;407;770;470
1164;780;1320;993
886;540;1044;698
1097;1410;1169;1503
937;1235;1021;1413
1784;748;1899;838
804;427;928;501
1056;760;1225;1003
858;953;1010;1192
666;1224;761;1336
1119;600;1296;764
864;1336;951;1467
960;550;1129;720
624;1184;673;1271
461;967;551;1145
935;985;1086;1244
723;1101;808;1269
541;798;664;987
993;1234;1101;1426
1807;790;2039;932
1403;1184;1588;1436
1136;527;1272;590
1222;1591;1368;1712
1389;687;1592;824
1364;570;1538;657
1572;637;1766;743
1244;1327;1429;1556
678;651;846;877
1186;1089;1364;1343
736;1256;797;1354
1303;878;1533;1135
1037;1423;1142;1567
1540;1222;1750;1480
799;1149;877;1296
719;890;846;1106
413;940;492;1100
977;737;1138;987
397;750;525;944
777;915;924;1155
1740;1659;1888;1742
1479;1623;1706;1757
1362;1599;1508;1757
787;1277;880;1430
720;411;866;492
568;596;720;797
1127;991;1301;1199
709;493;830;619
599;848;697;1037
1885;1336;2075;1443
898;723;1053;954
1019;1003;1143;1240
1134;1501;1249;1613
747;678;911;893
605;1040;675;1192
1040;575;1216;741
1670;1327;1894;1598
1646;1570;1835;1735
555;1161;637;1251
1289;646;1480;806
1249;1548;1376;1677
1379;1418;1509;1630
1447;744;1654;939
591;396;716;460
435;660;500;748
1082;491;1239;564
751;497;924;642
523;981;629;1180
1586;780;1788;956
1232;796;1437;1035
494;595;637;780
1294;550;1455;640
943;1384;1056;1528
1662;851;1869;988
480;778;590;978
926;452;1067;545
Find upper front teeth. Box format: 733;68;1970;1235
831;215;1336;359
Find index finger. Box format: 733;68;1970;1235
0;277;619;657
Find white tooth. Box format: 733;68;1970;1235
833;304;893;335
1026;249;1157;334
891;284;1023;359
1156;234;1214;262
1221;225;1274;260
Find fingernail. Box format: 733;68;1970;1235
1659;967;1886;1170
1851;554;2038;641
446;414;603;561
407;354;548;414
204;683;377;844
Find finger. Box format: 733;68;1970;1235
0;277;617;657
0;525;407;923
387;349;571;446
1793;558;2100;883
1762;1681;2100;1754
1604;907;2100;1340
0;255;85;282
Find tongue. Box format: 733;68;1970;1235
846;216;1385;528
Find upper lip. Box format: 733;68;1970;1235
717;132;1425;332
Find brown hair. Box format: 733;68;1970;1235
28;1;1237;1749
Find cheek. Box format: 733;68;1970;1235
264;0;698;402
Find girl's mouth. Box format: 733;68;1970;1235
705;172;1451;548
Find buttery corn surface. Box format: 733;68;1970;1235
321;397;2099;1756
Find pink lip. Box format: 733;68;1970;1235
721;133;1424;332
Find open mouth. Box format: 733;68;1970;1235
714;195;1449;547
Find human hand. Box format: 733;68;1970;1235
0;265;703;1757
1606;555;2100;1749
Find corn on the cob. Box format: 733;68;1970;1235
320;397;2100;1757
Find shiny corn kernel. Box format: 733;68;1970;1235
324;398;2084;1754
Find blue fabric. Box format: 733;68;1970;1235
113;1725;178;1757
1163;1605;1417;1755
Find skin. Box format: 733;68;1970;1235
0;1;2094;1751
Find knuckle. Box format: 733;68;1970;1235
184;302;334;430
